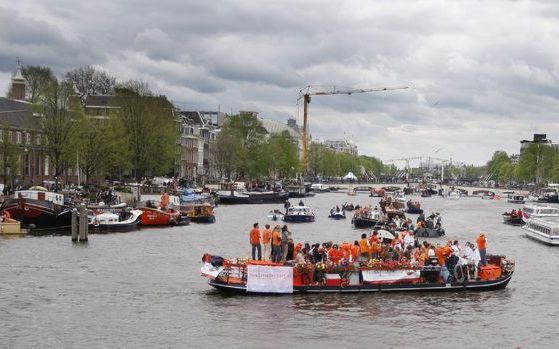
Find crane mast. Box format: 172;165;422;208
298;85;408;172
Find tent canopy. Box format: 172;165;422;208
343;172;357;180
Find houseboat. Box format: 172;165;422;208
217;182;289;204
1;190;70;229
523;217;559;245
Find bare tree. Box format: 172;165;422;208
65;66;116;106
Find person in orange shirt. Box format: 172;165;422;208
249;223;261;260
262;224;272;261
271;225;282;263
328;244;344;263
351;241;360;262
434;244;445;266
370;238;381;260
359;233;370;260
477;233;487;266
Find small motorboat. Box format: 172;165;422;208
0;218;25;235
351;209;381;229
415;227;445;238
406;201;424;215
90;209;143;232
342;203;356;211
181;203;216;223
328;211;346;220
139;193;188;226
507;195;525;204
284;206;315;223
502;212;524;226
267;209;285;221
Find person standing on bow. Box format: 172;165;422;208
249;223;262;261
476;233;487;266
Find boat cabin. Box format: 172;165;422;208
523;216;559;245
522;204;559;219
140;194;180;208
287;206;313;215
14;190;64;206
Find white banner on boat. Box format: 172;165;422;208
362;269;421;284
246;265;293;293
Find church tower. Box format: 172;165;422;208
11;60;26;100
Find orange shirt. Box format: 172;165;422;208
328;248;344;263
477;235;486;249
272;230;282;246
359;238;370;253
370;240;380;254
249;227;260;245
350;245;360;260
262;228;272;244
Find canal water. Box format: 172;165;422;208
1;193;558;348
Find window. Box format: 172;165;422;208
44;156;49;176
0;129;3;142
16;131;22;144
36;134;41;145
25;132;31;144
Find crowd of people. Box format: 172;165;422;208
248;223;489;282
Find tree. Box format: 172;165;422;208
0;123;21;189
33;79;80;191
265;130;301;178
65;66;116;107
210;128;241;180
21;65;55;103
516;144;556;184
486;151;512;182
112;82;177;179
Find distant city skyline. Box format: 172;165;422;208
1;0;558;165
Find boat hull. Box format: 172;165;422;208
90;221;140;233
406;207;424;214
207;273;514;294
284;215;315;223
189;215;216;223
218;192;289;205
502;215;524;226
139;207;182;226
2;199;69;229
329;214;346;220
415;228;445;238
352;217;378;229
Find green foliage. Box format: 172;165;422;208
112;83;177;178
308;144;383;178
21;65;55;103
32;78;80;190
516;144;556;184
265;130;301;178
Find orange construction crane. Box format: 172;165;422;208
297;85;408;171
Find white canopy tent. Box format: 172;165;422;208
343;172;357;180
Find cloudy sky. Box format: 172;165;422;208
1;0;559;166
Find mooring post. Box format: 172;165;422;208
78;203;88;242
71;208;78;242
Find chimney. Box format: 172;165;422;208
11;63;26;101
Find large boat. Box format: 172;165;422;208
217;182;289;204
89;209;143;232
284;206;315;223
523;217;559;245
521;204;559;222
1;190;70;229
139;194;186;226
535;187;559;203
200;254;515;295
